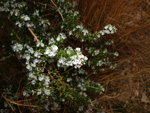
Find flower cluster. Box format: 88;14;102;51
56;33;67;42
57;47;88;68
0;0;118;112
44;45;58;58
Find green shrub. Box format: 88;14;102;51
0;0;118;112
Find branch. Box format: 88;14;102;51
50;0;65;21
27;27;40;43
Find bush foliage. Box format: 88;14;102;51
0;0;118;112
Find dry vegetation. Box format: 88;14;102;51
75;0;150;112
1;0;150;112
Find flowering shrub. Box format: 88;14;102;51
0;0;118;112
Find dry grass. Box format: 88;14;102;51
76;0;150;112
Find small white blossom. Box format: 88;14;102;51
26;64;32;71
37;89;42;95
56;33;67;42
51;45;58;51
31;80;36;85
114;52;119;57
82;29;88;36
44;76;50;87
21;15;30;21
15;21;22;27
34;51;42;58
79;105;84;111
38;74;44;81
36;41;44;47
23;91;27;96
12;43;23;52
33;10;39;16
75;47;81;52
44;89;50;95
44;45;58;57
69;31;72;35
67;78;72;82
23;54;30;60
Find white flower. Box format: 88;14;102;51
97;34;100;38
96;60;103;66
56;33;67;41
76;25;83;29
26;64;32;71
51;45;58;51
28;73;37;79
44;45;58;57
28;47;34;54
33;10;39;16
104;30;110;34
79;105;84;111
26;23;32;27
37;89;42;95
62;99;65;102
67;78;72;82
103;49;107;54
44;89;50;95
33;59;39;64
23;91;27;96
61;33;67;40
94;50;100;56
44;47;51;55
38;74;44;81
21;15;30;21
24;54;30;60
12;43;23;52
61;25;64;29
31;80;36;85
100;30;104;35
104;25;109;29
31;90;35;95
36;41;44;47
44;76;50;86
102;87;105;92
66;49;71;54
15;21;22;27
75;47;81;52
114;52;119;57
74;11;79;16
56;35;60;41
83;92;87;97
69;31;72;35
57;57;66;66
109;25;113;31
82;29;88;36
34;51;41;58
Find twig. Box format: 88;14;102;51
16;78;22;94
2;94;16;113
27;27;40;43
0;54;14;62
61;67;74;75
2;94;40;108
15;33;21;41
50;0;65;21
18;106;22;113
